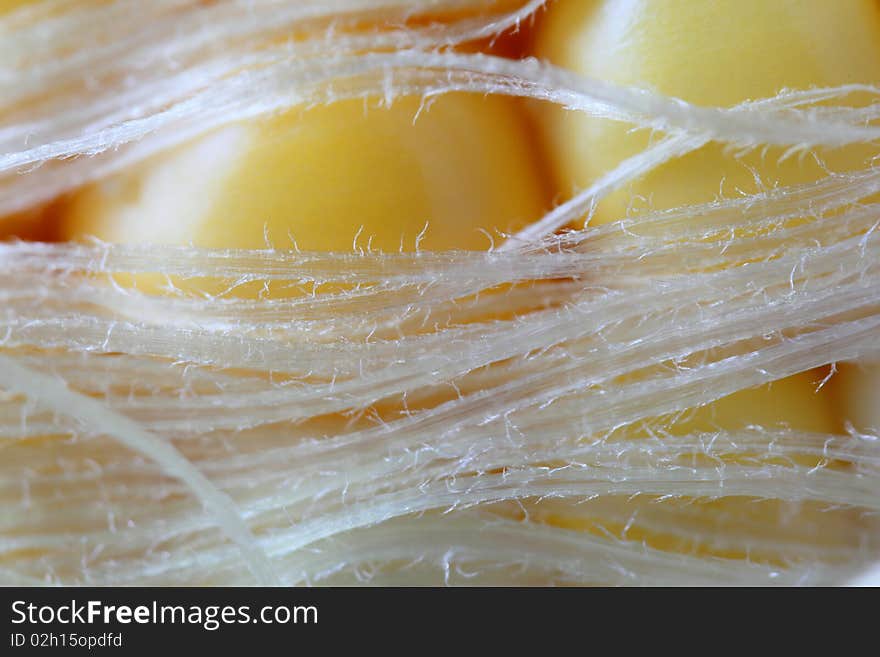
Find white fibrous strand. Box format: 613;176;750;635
0;0;878;586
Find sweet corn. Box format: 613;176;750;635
533;0;880;223
11;0;877;581
58;1;841;442
832;362;880;433
519;0;874;557
0;0;30;12
531;0;880;438
61;94;548;261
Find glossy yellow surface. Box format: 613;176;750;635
61;93;548;261
532;1;840;448
534;0;880;225
0;0;31;12
524;0;875;566
831;362;880;434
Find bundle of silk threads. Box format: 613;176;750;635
0;0;878;585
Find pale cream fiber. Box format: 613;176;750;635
0;0;878;585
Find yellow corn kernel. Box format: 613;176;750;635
533;0;880;224
60;93;548;292
528;0;848;557
831;362;880;434
0;0;30;12
532;0;846;436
